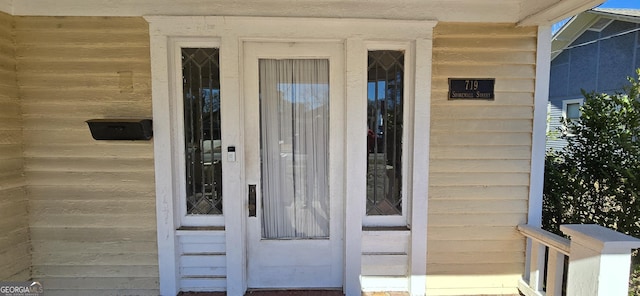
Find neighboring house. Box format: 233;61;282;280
548;8;640;150
0;1;606;296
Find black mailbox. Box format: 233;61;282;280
86;119;153;140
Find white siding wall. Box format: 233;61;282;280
427;23;536;295
15;16;159;295
0;11;31;282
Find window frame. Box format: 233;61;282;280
562;98;584;136
170;37;225;227
362;42;413;227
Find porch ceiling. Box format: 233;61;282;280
0;0;605;26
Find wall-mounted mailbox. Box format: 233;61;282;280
86;119;153;140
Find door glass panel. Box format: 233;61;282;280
182;48;223;215
366;50;404;216
259;59;330;239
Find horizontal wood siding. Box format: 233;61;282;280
0;11;31;282
428;23;536;295
15;16;158;295
178;231;227;292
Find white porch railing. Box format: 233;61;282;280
518;224;640;296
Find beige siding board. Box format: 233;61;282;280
21;89;151;104
433;64;534;78
19;61;150;74
25;157;154;172
431;105;533;120
430;159;530;173
430;145;531;160
0;118;21;130
0;157;24;172
33;265;158;278
429;185;529;200
430;132;532;146
428;239;524;253
32;240;157;255
17;47;150;61
30;200;155;216
0;227;30;253
28;185;155;200
30;214;155;228
428;251;523;265
433;37;536;51
30;226;157;243
0;199;28;221
433;50;535;65
0;177;26;191
1;269;31;282
430;172;530;186
431;119;533;133
33;277;158;290
17;75;151;88
0;187;27;204
0;131;22;144
26;171;154;186
428;226;521;241
0;101;20;116
427;262;524;276
14;30;149;46
0;242;31;279
25;144;153;159
22;102;151;118
32;252;158;266
15;16;149;31
429;200;527;215
429;213;526;227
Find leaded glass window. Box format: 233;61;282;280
182;48;222;215
366;50;404;216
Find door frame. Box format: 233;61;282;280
146;16;435;296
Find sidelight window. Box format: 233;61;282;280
366;50;405;218
182;48;223;216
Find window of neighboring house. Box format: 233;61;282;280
562;98;583;136
365;48;407;226
181;47;223;220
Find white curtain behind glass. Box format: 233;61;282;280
259;59;330;239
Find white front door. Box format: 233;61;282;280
243;41;345;288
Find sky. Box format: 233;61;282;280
552;0;640;33
598;0;640;8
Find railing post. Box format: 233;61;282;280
561;224;640;296
528;240;547;291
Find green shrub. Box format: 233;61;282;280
543;70;640;294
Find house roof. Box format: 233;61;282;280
552;8;640;60
0;0;604;26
